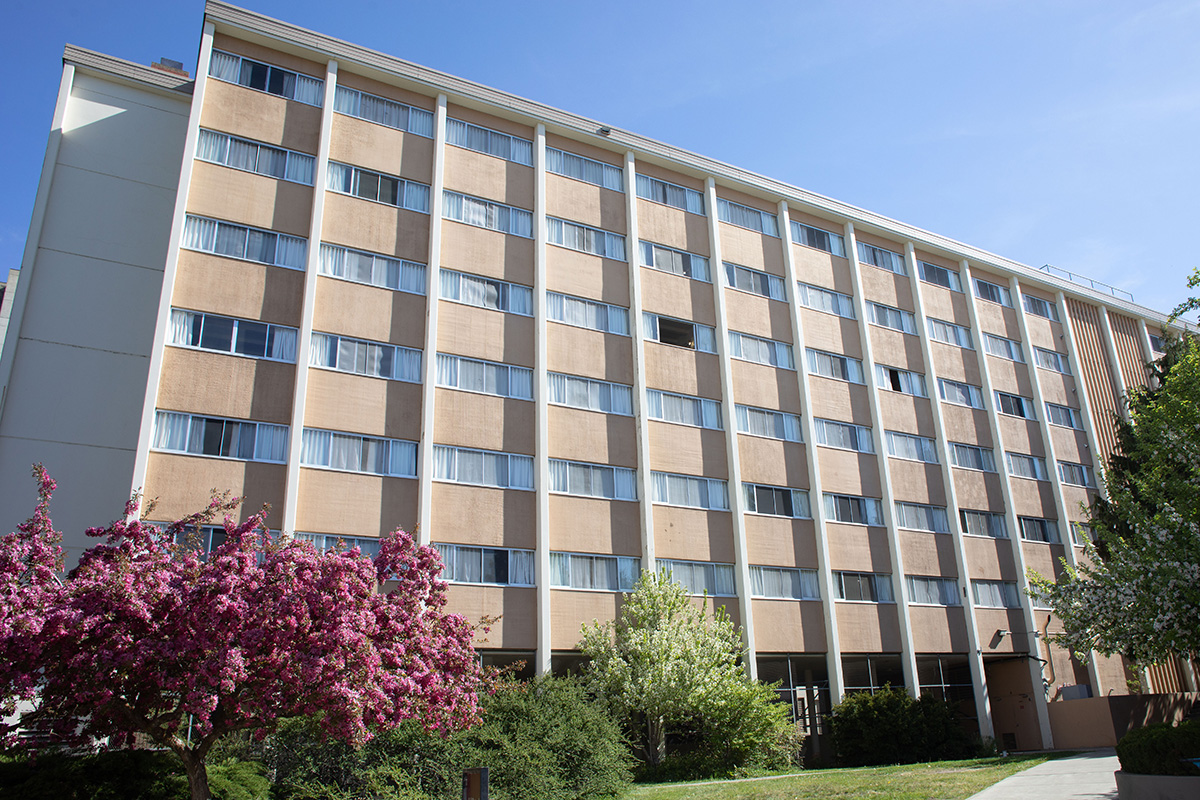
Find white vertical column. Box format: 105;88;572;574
1099;307;1131;423
960;261;1054;749
416;95;449;546
704;179;756;679
843;223;919;697
905;246;992;737
532;124;551;676
779;203;844;702
281;59;339;534
1136;319;1158;389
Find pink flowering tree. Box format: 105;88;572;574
0;467;485;800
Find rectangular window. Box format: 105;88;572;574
333;86;433;136
640;241;710;282
938;378;985;409
907;576;961;606
635;174;704;214
642;312;717;353
547;373;633;416
436;353;533;400
297;533;383;558
196;129;315;185
319;243;426;294
1149;334;1167;354
823;493;884;526
550;552;639;592
790;221;846;257
547;147;623;190
983;333;1025;362
446;118;533;165
651;471;729;510
876;364;927;397
815;418;874;453
743;483;811;518
972;579;1020;608
751;566;821;600
301;428;417;477
1019;516;1060;543
728;331;796;369
1046;402;1083;429
549;217;626;259
1007;452;1049;481
311;332;422;382
725;262;786;300
835;571;894;602
735;404;803;442
548;459;637;500
918;261;963;291
432;445;535;490
895;502;950;533
435;543;535;586
797;282;856;318
647;389;722;430
1034;347;1071;374
866;302;917;334
547;292;629;335
1071;522;1097;546
857;242;906;274
440;269;533;315
996;391;1035;419
182;215;307;270
807;348;865;384
927;317;973;349
169;309;297;362
717;198;779;236
961;509;1007;538
973;278;1011;306
949;443;996;472
659;559;737;597
444;191;532;237
152;411;288;463
327;162;430;213
886;431;938;463
208;50;324;106
1057;461;1094;487
1022;294;1059;321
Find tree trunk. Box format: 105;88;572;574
178;748;211;800
646;715;666;767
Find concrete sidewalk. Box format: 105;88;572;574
967;749;1119;800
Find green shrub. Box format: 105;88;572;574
1117;720;1200;776
830;687;976;767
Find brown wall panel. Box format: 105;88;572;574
174;251;304;325
745;516;817;568
550;590;621;649
545;173;626;233
200;71;322;155
643;344;722;399
724;289;793;342
447;585;536;650
546;325;634;384
548;496;641;556
899;530;958;576
653;505;735;563
835;602;902;653
188;161;313;238
647;422;728;478
731;359;802;414
313;277;426;347
964;535;1018;581
737;436;808;488
321;193;430;263
434;389;535;454
294;469;419;536
328;114;434;182
145;452;286;524
641;266;717;326
547;406;638;467
158;347;295;425
752;600;827;653
439;221;534;285
304;368;421;440
444;146;534;209
546;248;630;306
826;524;892;573
429;483;536;550
437;302;535;368
910;606;969;653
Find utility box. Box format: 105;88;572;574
462;767;488;800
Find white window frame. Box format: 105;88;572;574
318;243;426;295
327;161;430;213
311;332;422;383
640;241;710;282
973;278;1012;306
1019;516;1060;544
834;571;895;603
996;391;1035;419
152;411;288;464
856;242;906;274
435;543;536;587
938;378;985;409
948;443;996;472
444;191;533;237
208;50;324;106
547;291;630;335
196;129;315;185
927;317;973;349
983;333;1025;363
972;580;1021;608
742;482;811;519
917;261;963;291
1056;461;1094;487
169;309;297;363
717;198;779;236
548;217;627;259
734;404;803;442
886;431;939;464
300;428;417;478
642;312;717;353
550;551;640;592
1022;294;1060;321
823;493;884;526
446;117;533;165
548;459;637;501
797;282;856;319
635;174;704;214
866;302;917;334
440;269;533;316
876;364;927;397
789;220;846;257
728;331;796;369
658;559;737;597
815;418;875;453
547;372;634;416
906;576;961;606
436;353;533;400
807;348;865;384
647;389;723;430
1006;452;1049;481
651;471;730;510
724;262;786;301
894;501;950;533
432;444;535;490
333;85;433;136
750;566;821;600
1046;402;1083;430
547;147;623;191
960;509;1007;539
1033;347;1071;374
181;215;307;270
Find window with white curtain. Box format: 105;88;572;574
547;147;623;190
209;50;324;106
435;543;535;586
444;191;533;237
972;580;1020;608
894;502;950;533
436;353;533;400
1057;461;1094;487
647;389;722;429
651;471;729;510
548;217;626;259
446;118;533;165
310;332;422;382
440;269;532;315
973;278;1012;306
333;86;433;136
866;302;917;334
724;262;786;300
960;509;1007;538
938;378;985;409
550;552;640;591
734;404;802;442
814;418;874;453
717;198;779;236
327;161;430;212
300;428;417;477
1034;347;1070;374
642;312;717;352
169;309;297;362
797;282;855;318
949;443;996;472
1019;516;1060;543
659;559;737;596
196;129;314;185
807;349;865;383
152;411;288;463
927;317;973;348
789;221;846;257
1022;294;1059;321
639;241;710;282
636;174;705;214
742;483;810;518
983;333;1025;362
996;391;1035;419
856;242;906;274
823;493;884;526
886;431;938;464
548;459;637;500
918;262;962;291
1006;452;1049;481
876;364;927;396
1071;522;1098;546
1046;402;1083;429
906;576;960;606
295;533;383;557
547;372;633;415
1148;334;1167;354
182;215;307;269
750;566;821;600
728;331;795;369
432;445;535;490
835;571;894;602
547;292;629;335
318;243;426;295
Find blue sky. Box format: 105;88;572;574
3;0;1198;320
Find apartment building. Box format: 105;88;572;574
3;1;1195;751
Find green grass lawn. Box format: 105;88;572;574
624;754;1049;800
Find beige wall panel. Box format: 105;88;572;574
870;328;925;373
977;609;1027;654
800;309;861;359
653;506;735;563
724;290;793;342
321;193;430;263
964;535;1017;581
719;223;784;275
188;162;312;237
826;525;892;573
545;132;623;165
439;220;533;284
1022;315;1060;352
313;277;426;348
1049;427;1091;465
145;452;286;523
444;147;534;209
1037;370;1074;407
854;229;904;256
447;585;536;650
635;160;704;190
648;422;729;479
547;406;638;467
434;389;535;454
877;391;936;437
731;359;802;413
952;469;1006;513
793;247;854;296
1008;477;1057;518
549;497;641;556
929;341;982;385
835;603;902;653
974;297;1022;340
818;449;882;497
910;606;969;653
174;252;304;325
1060;486;1095;522
889;461;946;506
199;79;321;155
643;345;722;399
752;600;827;653
437;302;535;368
550;590;622;649
789;208;842;234
446;103;534;140
546;325;634;384
998;417;1042;457
328;115;434;182
636;200;710;255
941;405;993;448
430;483;536;550
899;530;958;577
546;174;626;233
157;348;294;425
988;358;1035;398
859;264;911;311
1022;543;1066;583
305;369;421;440
808;378;871;425
641;266;716;326
737;437;808;488
294;469;419;535
546;247;630;306
745;517;818;568
913;249;958;270
921;286;971;326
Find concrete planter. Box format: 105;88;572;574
1115;770;1200;800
